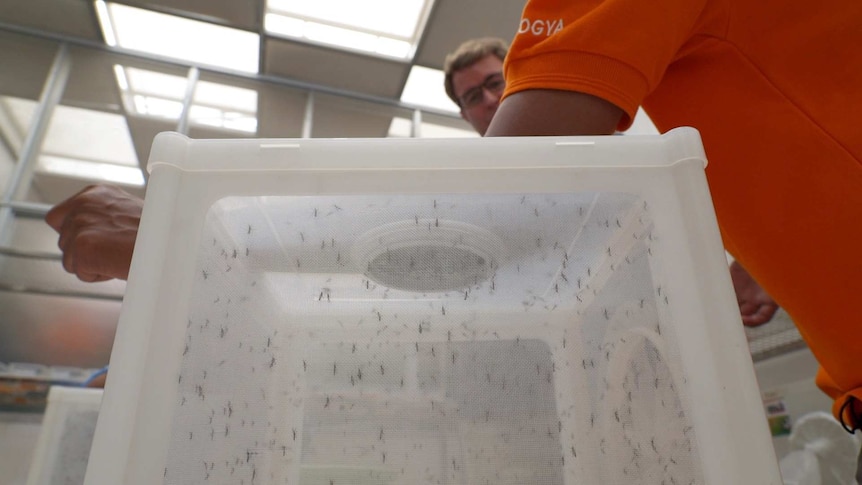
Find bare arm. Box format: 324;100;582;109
486;89;779;327
485;89;624;137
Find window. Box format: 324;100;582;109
265;0;435;61
95;1;260;73
115;66;259;134
0;98;145;186
399;65;459;113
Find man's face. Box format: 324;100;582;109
451;54;505;136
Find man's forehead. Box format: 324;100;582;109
460;54;503;72
453;55;504;87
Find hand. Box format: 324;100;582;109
729;260;779;327
45;184;143;282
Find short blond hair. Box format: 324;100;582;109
443;37;508;106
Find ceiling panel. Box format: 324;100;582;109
264;37;410;99
413;0;524;69
0;32;59;101
62;45;124;112
0;0;102;40
255;83;308;138
129;0;261;31
126;115;177;171
310;93;400;138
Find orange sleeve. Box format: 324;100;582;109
503;0;708;130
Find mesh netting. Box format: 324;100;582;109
162;192;704;484
51;407;99;484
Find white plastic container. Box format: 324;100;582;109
85;128;782;484
27;386;102;485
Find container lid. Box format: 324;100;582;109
147;127;706;174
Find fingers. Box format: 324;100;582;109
740;302;780;327
78;272;113;283
728;260;780;327
57;206;93;279
58;223;109;282
45;184;100;232
45;196;71;233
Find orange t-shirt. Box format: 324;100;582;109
504;0;862;426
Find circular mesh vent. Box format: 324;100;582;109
353;220;504;293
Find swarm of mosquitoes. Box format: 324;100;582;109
52;408;100;484
160;194;702;484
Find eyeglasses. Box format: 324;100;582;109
457;72;505;108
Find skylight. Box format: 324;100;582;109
114;66;259;133
0;97;143;185
2;100;146;186
40;155;145;186
400;65;459;113
265;0;434;60
94;1;260;73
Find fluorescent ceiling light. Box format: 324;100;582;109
93;1;117;46
125;68;188;99
268;0;426;37
112;64;129;90
194;82;258;112
303;20;380;52
132;94;184;119
265;14;410;58
265;0;432;60
375;37;411;58
265;14;306;37
95;2;260;73
387;117;477;138
114;66;259;134
400;65;459;113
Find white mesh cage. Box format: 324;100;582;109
84;130;781;485
26;386;102;485
161;192;702;485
